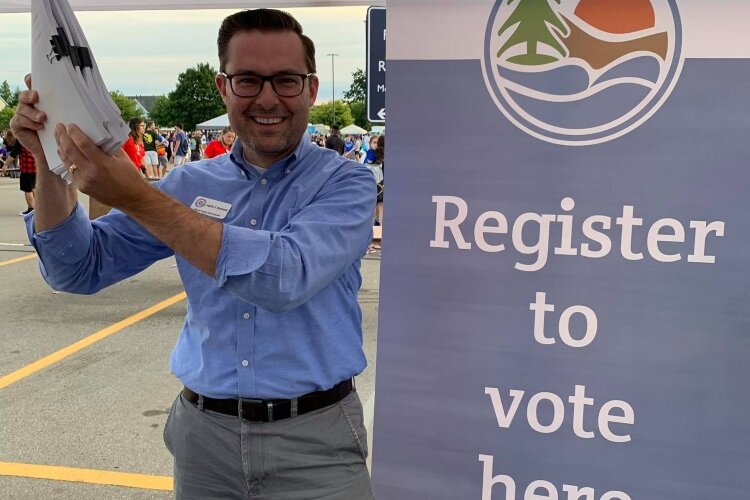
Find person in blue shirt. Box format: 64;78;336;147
364;134;379;164
171;123;189;167
11;8;375;500
343;135;354;154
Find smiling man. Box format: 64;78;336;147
217;26;318;167
11;9;375;499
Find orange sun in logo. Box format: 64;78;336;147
574;0;656;34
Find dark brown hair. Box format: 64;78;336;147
3;129;15;146
375;135;385;164
128;117;144;144
218;9;316;73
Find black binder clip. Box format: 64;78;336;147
70;46;92;68
49;28;70;61
48;27;92;69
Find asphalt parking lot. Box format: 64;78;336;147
0;176;381;499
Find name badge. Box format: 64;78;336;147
190;196;232;220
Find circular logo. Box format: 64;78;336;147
195;198;207;208
482;0;683;146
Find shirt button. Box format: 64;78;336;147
243;312;251;319
260;179;268;186
250;219;257;226
241;360;249;367
285;168;291;175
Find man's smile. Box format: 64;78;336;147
252;116;286;125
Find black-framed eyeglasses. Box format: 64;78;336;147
219;72;315;98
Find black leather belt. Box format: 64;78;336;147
182;379;353;423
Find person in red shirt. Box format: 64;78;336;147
203;126;236;159
1;129;37;215
122;118;146;174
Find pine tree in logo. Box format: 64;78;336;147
498;0;570;65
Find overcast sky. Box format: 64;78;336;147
1;7;369;100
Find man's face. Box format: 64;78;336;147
216;30;318;167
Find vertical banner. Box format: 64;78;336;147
373;1;750;499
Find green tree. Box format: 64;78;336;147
109;91;144;122
342;69;371;129
0;106;15;131
0;81;19;107
309;100;353;128
348;101;371;130
0;81;12;106
7;87;19;108
167;62;225;131
498;0;569;65
343;68;366;103
148;95;175;128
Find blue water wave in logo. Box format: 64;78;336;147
508;83;652;130
592;56;661;87
498;57;661;100
499;64;590;96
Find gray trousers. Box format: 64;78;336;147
163;389;374;500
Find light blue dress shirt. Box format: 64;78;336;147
26;136;376;399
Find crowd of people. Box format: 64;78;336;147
1;120;384;222
119;119;238;180
317;124;385;229
0;123;241;216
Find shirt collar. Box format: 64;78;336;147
230;134;312;179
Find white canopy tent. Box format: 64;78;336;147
339;124;368;135
196;113;229;131
311;123;329;134
0;1;382;13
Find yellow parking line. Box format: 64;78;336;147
0;462;173;491
0;254;36;267
0;292;187;390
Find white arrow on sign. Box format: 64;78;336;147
377;108;386;120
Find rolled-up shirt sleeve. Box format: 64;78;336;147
215;165;375;313
214;226;272;287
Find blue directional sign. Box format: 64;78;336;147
367;6;386;122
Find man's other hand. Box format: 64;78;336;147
9;74;46;159
55;123;149;209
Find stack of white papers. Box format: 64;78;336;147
31;0;129;184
